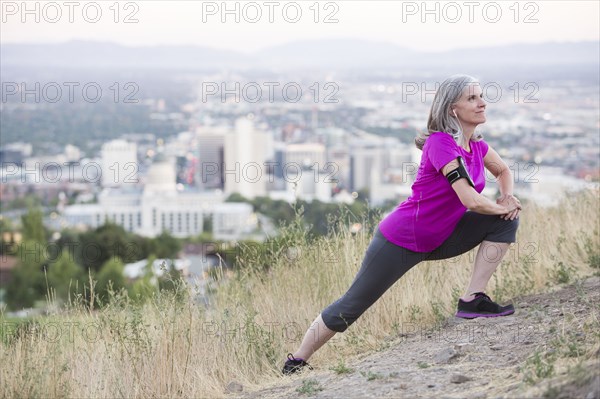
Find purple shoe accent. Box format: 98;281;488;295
456;292;514;319
455;309;515;319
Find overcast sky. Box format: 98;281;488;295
2;1;598;52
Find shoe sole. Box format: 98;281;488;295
455;309;515;319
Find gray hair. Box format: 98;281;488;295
415;74;484;150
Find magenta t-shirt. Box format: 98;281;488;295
378;132;489;252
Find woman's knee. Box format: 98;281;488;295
505;216;520;234
321;308;355;333
487;216;519;243
503;215;519;229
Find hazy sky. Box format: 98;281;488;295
2;1;598;52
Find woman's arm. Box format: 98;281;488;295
483;147;513;196
441;158;513;215
483;147;521;220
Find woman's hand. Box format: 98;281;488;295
496;194;521;220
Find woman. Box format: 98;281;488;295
282;74;522;374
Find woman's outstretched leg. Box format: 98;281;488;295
292;314;336;361
282;229;426;373
282;314;336;374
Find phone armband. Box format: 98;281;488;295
446;156;475;188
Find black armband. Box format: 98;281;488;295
446;156;475;188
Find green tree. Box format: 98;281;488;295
5;240;46;310
150;231;181;259
95;257;127;305
79;222;144;272
225;193;249;203
55;228;84;267
129;256;158;303
47;250;85;303
21;207;46;244
202;216;212;235
157;261;185;299
6;262;43;309
0;217;15;248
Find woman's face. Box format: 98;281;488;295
451;83;486;126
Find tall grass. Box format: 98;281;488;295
1;189;598;398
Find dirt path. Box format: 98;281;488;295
234;276;600;399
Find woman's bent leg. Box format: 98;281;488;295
427;212;519;261
427;211;520;304
461;241;510;301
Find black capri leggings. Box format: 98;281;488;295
321;211;519;332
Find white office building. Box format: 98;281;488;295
283;167;333;203
63;158;225;238
350;143;383;192
212;202;257;241
224;117;271;199
101;139;138;187
284;143;327;170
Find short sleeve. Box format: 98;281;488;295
425;132;461;172
477;139;489;158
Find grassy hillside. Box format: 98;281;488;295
1;189;598;398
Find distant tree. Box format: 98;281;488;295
157;261;185;298
202;216;213;235
5;240;46;310
129;256;157;303
46;250;85;303
55;228;84;267
251;197;295;225
131;234;153;259
355;188;370;204
79;222;144;272
95;257;128;305
0;217;16;253
5;263;43;310
225;193;249;203
150;231;181;259
21;207;46;244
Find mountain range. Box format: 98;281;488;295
1;39;598;70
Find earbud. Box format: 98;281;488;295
452;109;458;117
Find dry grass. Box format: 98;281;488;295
1;189;598;398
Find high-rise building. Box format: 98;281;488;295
349;142;382;192
195;126;226;189
64;144;81;163
101;139;138;187
224;117;271;199
284;143;327;171
284;166;333;203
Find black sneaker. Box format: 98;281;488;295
455;292;515;319
282;353;313;375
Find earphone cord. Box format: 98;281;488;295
453;110;464;143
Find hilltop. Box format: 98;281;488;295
1;192;598;399
234;276;600;399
